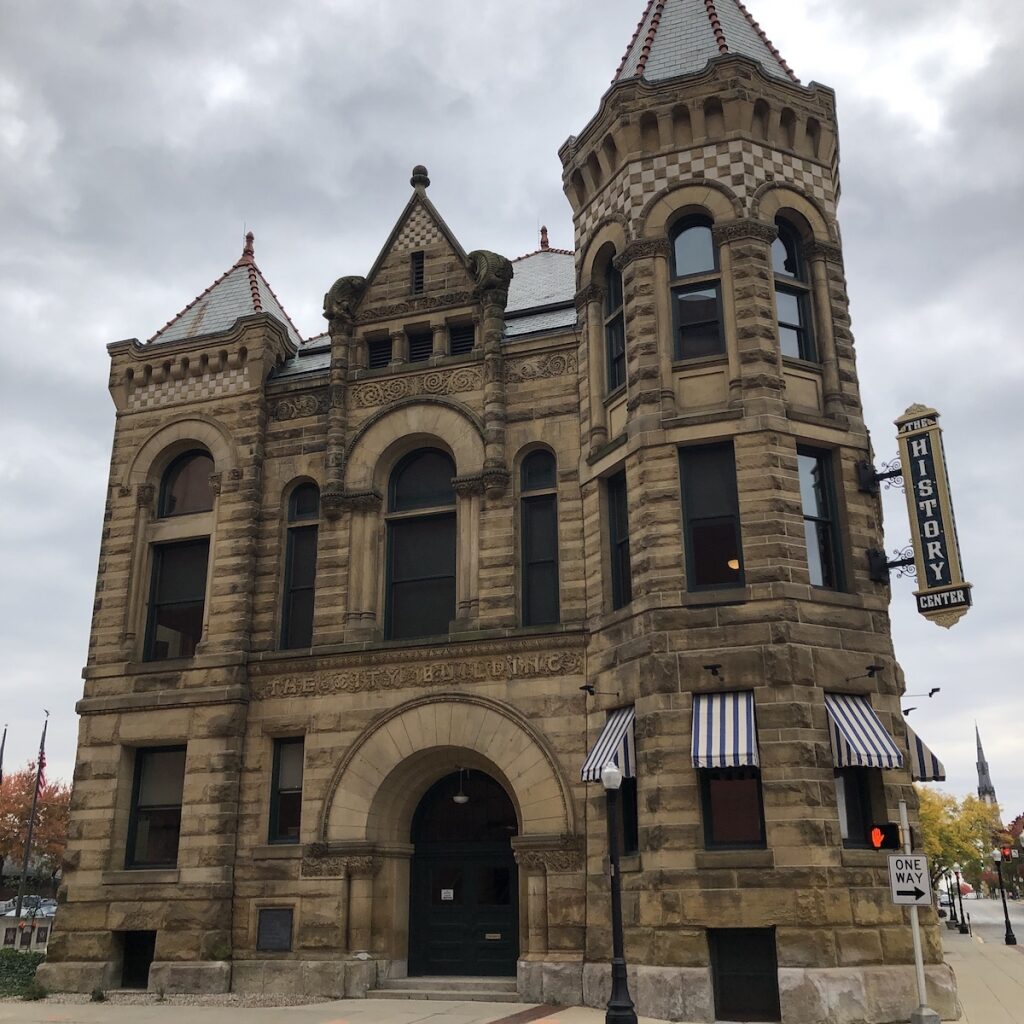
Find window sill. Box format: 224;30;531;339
841;849;888;867
696;849;773;870
603;385;627;407
102;868;180;885
781;355;822;372
671;354;728;371
251;845;303;861
603;853;642;874
677;586;750;608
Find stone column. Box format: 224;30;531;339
803;239;845;418
346;856;382;955
431;323;446;359
322;275;366;519
389;329;408;368
576;283;608;449
453;475;483;627
122;483;155;658
342;491;383;640
714;219;785;418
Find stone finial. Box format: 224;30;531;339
410;165;430;189
239;231;255;264
540;225;550;251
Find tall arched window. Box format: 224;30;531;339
386;449;457;640
669;216;723;359
604;261;626;392
145;449;214;661
520;450;559;626
772;219;816;361
280;483;320;649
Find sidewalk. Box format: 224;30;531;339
0;999;672;1024
943;929;1024;1023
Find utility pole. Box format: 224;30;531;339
15;714;48;919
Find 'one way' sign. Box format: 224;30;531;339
888;854;932;906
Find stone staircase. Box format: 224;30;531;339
367;975;521;1002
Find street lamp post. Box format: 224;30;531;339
601;761;638;1024
944;869;959;929
953;863;968;935
993;851;1017;947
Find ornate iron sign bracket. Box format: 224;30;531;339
857;457;903;493
867;545;917;583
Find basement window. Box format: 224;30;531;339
709;928;781;1021
257;908;294;952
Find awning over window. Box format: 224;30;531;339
581;706;636;782
906;724;946;782
825;693;904;770
691;691;760;769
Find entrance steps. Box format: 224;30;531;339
368;975;521;1002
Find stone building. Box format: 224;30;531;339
41;2;957;1020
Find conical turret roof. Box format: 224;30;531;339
149;232;302;346
615;0;797;85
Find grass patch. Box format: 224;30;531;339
0;948;46;997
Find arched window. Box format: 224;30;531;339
520;450;559;626
669;216;724;359
145;448;214;661
772;219;816;361
159;450;214;517
386;449;456;640
280;483;320;649
604;262;626;392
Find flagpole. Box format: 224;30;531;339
15;713;48;919
0;723;7;787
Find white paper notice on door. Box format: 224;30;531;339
440;889;454;901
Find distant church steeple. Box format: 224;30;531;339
976;725;998;805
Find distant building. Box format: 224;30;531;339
41;2;956;1021
976;725;998;805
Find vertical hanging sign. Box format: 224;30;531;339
895;404;972;627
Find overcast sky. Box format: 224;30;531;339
1;0;1021;822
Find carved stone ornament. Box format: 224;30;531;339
466;249;514;296
357;291;475;323
505;350;578;384
482;466;510;498
801;239;844;264
612;238;671;269
352;367;483;408
712;219;778;246
272;392;328;421
136;483;155;509
574;283;605;311
346;855;383;878
339;489;384;512
323;275;367;330
321;481;346;520
301;852;349;878
207;472;223;496
453;474;485;497
514;836;584;873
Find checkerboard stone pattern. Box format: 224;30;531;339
395;204;442;251
127;366;248;411
574;139;836;249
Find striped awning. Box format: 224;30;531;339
692;691;760;769
906;724;946;782
581;706;636;782
825;693;904;770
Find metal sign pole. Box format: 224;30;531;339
899;800;938;1024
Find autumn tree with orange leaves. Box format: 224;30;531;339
0;764;71;880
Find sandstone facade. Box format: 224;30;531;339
41;7;955;1022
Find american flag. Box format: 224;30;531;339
36;747;46;798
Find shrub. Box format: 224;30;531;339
21;978;47;1001
0;948;46;997
90;985;106;1002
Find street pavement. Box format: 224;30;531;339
942;900;1024;1024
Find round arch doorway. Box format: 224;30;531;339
408;770;519;977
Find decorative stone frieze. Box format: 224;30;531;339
504;351;578;383
513;836;585;873
802;239;844;264
352;366;483;408
356;291;475;323
452;474;485;496
271;392;327;420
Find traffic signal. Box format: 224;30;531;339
869;823;901;850
1001;846;1013;862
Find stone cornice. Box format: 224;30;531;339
612;238;671;269
802;240;844;264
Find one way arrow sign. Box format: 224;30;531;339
888;854;932;906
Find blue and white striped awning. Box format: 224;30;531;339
906;724;946;782
825;693;904;770
581;706;636;782
691;691;760;769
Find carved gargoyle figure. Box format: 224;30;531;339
466;250;513;297
323;275;367;329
